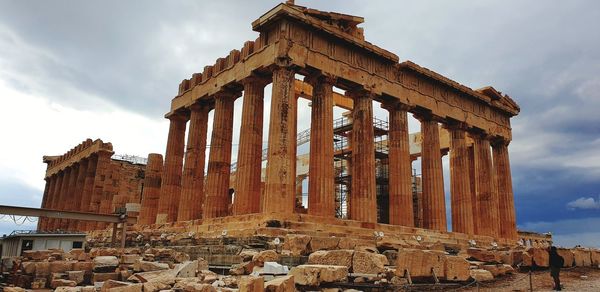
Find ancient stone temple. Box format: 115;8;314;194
37;139;146;232
145;2;520;243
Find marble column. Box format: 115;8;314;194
37;176;53;231
178;102;209;221
349;89;377;223
449;123;474;235
47;172;64;230
416;114;446;232
77;155;98;230
204;91;236;218
384;102;414;226
467;145;478;234
156;112;188;223
307;74;335;217
139;153;163;225
60;165;79;230
233;76;268;215
492;139;518;239
86;151;112;230
263;65;297;214
68;159;88;230
472;133;500;238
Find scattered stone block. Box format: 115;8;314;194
591;250;600;266
73;261;94;273
240;250;259;262
51;278;77;289
238;276;264;292
443;256;470;281
528;248;549;267
23;249;52;261
467;248;500;263
290;264;347;286
557;249;575;267
573;248;592;267
174;260;198;277
31;277;47;289
55;287;81;292
21;262;36;274
309;236;340;251
283;234;311;256
34;261;50;277
121;254;142;264
252;250;280;267
94;256;119;272
395;249;444;278
264;275;295;292
308;250;353;268
352;251;388;274
93;272;119;282
469;269;494;282
263;262;289;275
67;270;85;284
181;283;216;292
50;261;76;273
133;260;170;272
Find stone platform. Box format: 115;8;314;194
87;214;517;255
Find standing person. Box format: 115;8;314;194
548;246;564;291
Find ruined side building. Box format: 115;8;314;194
40;3;525;247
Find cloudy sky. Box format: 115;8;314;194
0;0;599;247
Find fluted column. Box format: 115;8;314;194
448;123;474;235
86;151;112;230
307;74;335;217
467;146;478;234
492;139;518;239
156;112;188;223
66;159;87;231
76;155;98;230
37;176;53;231
415;114;446;231
264;65;297;214
233;76;268;215
472;133;500;238
384;102;414;226
204;91;237;218
178;103;210;221
47;172;64;230
139;154;163;225
348;89;377;223
59;165;79;230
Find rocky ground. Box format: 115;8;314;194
462;267;600;291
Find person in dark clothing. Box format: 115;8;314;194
549;246;564;291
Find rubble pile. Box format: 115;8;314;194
4;235;600;291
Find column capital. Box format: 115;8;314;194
189;101;210;112
468;128;493;140
490;136;511;147
443;120;470;131
166;111;189;122
346;86;375;100
214;89;242;101
381;100;412;112
242;74;271;87
304;72;337;87
412;111;443;123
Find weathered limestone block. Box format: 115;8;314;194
54;287;81;292
500;250;524;266
174;260;198;278
73;261;94;274
23;249;52;261
93;256;119;272
181;283;216;292
382;250;398;265
51;278;77;289
591;250;600;266
307;250;354;268
31;277;47;289
66;249;85;260
238;276;264;292
469;269;494;282
528;248;549;267
3;287;26;292
283;234;311;256
21;262;36;274
264;275;295;292
34;262;50;277
92;272;119;282
290;265;347;286
81;286;96;292
522;252;533;267
352;251;388;274
252;250;280;267
395;249;444;278
90;248;119;257
467;248;500;263
309;236;340;251
50;261;76;273
103;282;143;292
229;261;255;275
443;256;470;281
133;260;170;272
67;270;85;284
557;249;575;267
121;254;143;264
239;249;259;262
337;238;357;250
573;248;592;267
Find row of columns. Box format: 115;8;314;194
156;65;517;240
38;151;113;231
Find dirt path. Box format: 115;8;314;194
462;267;600;291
